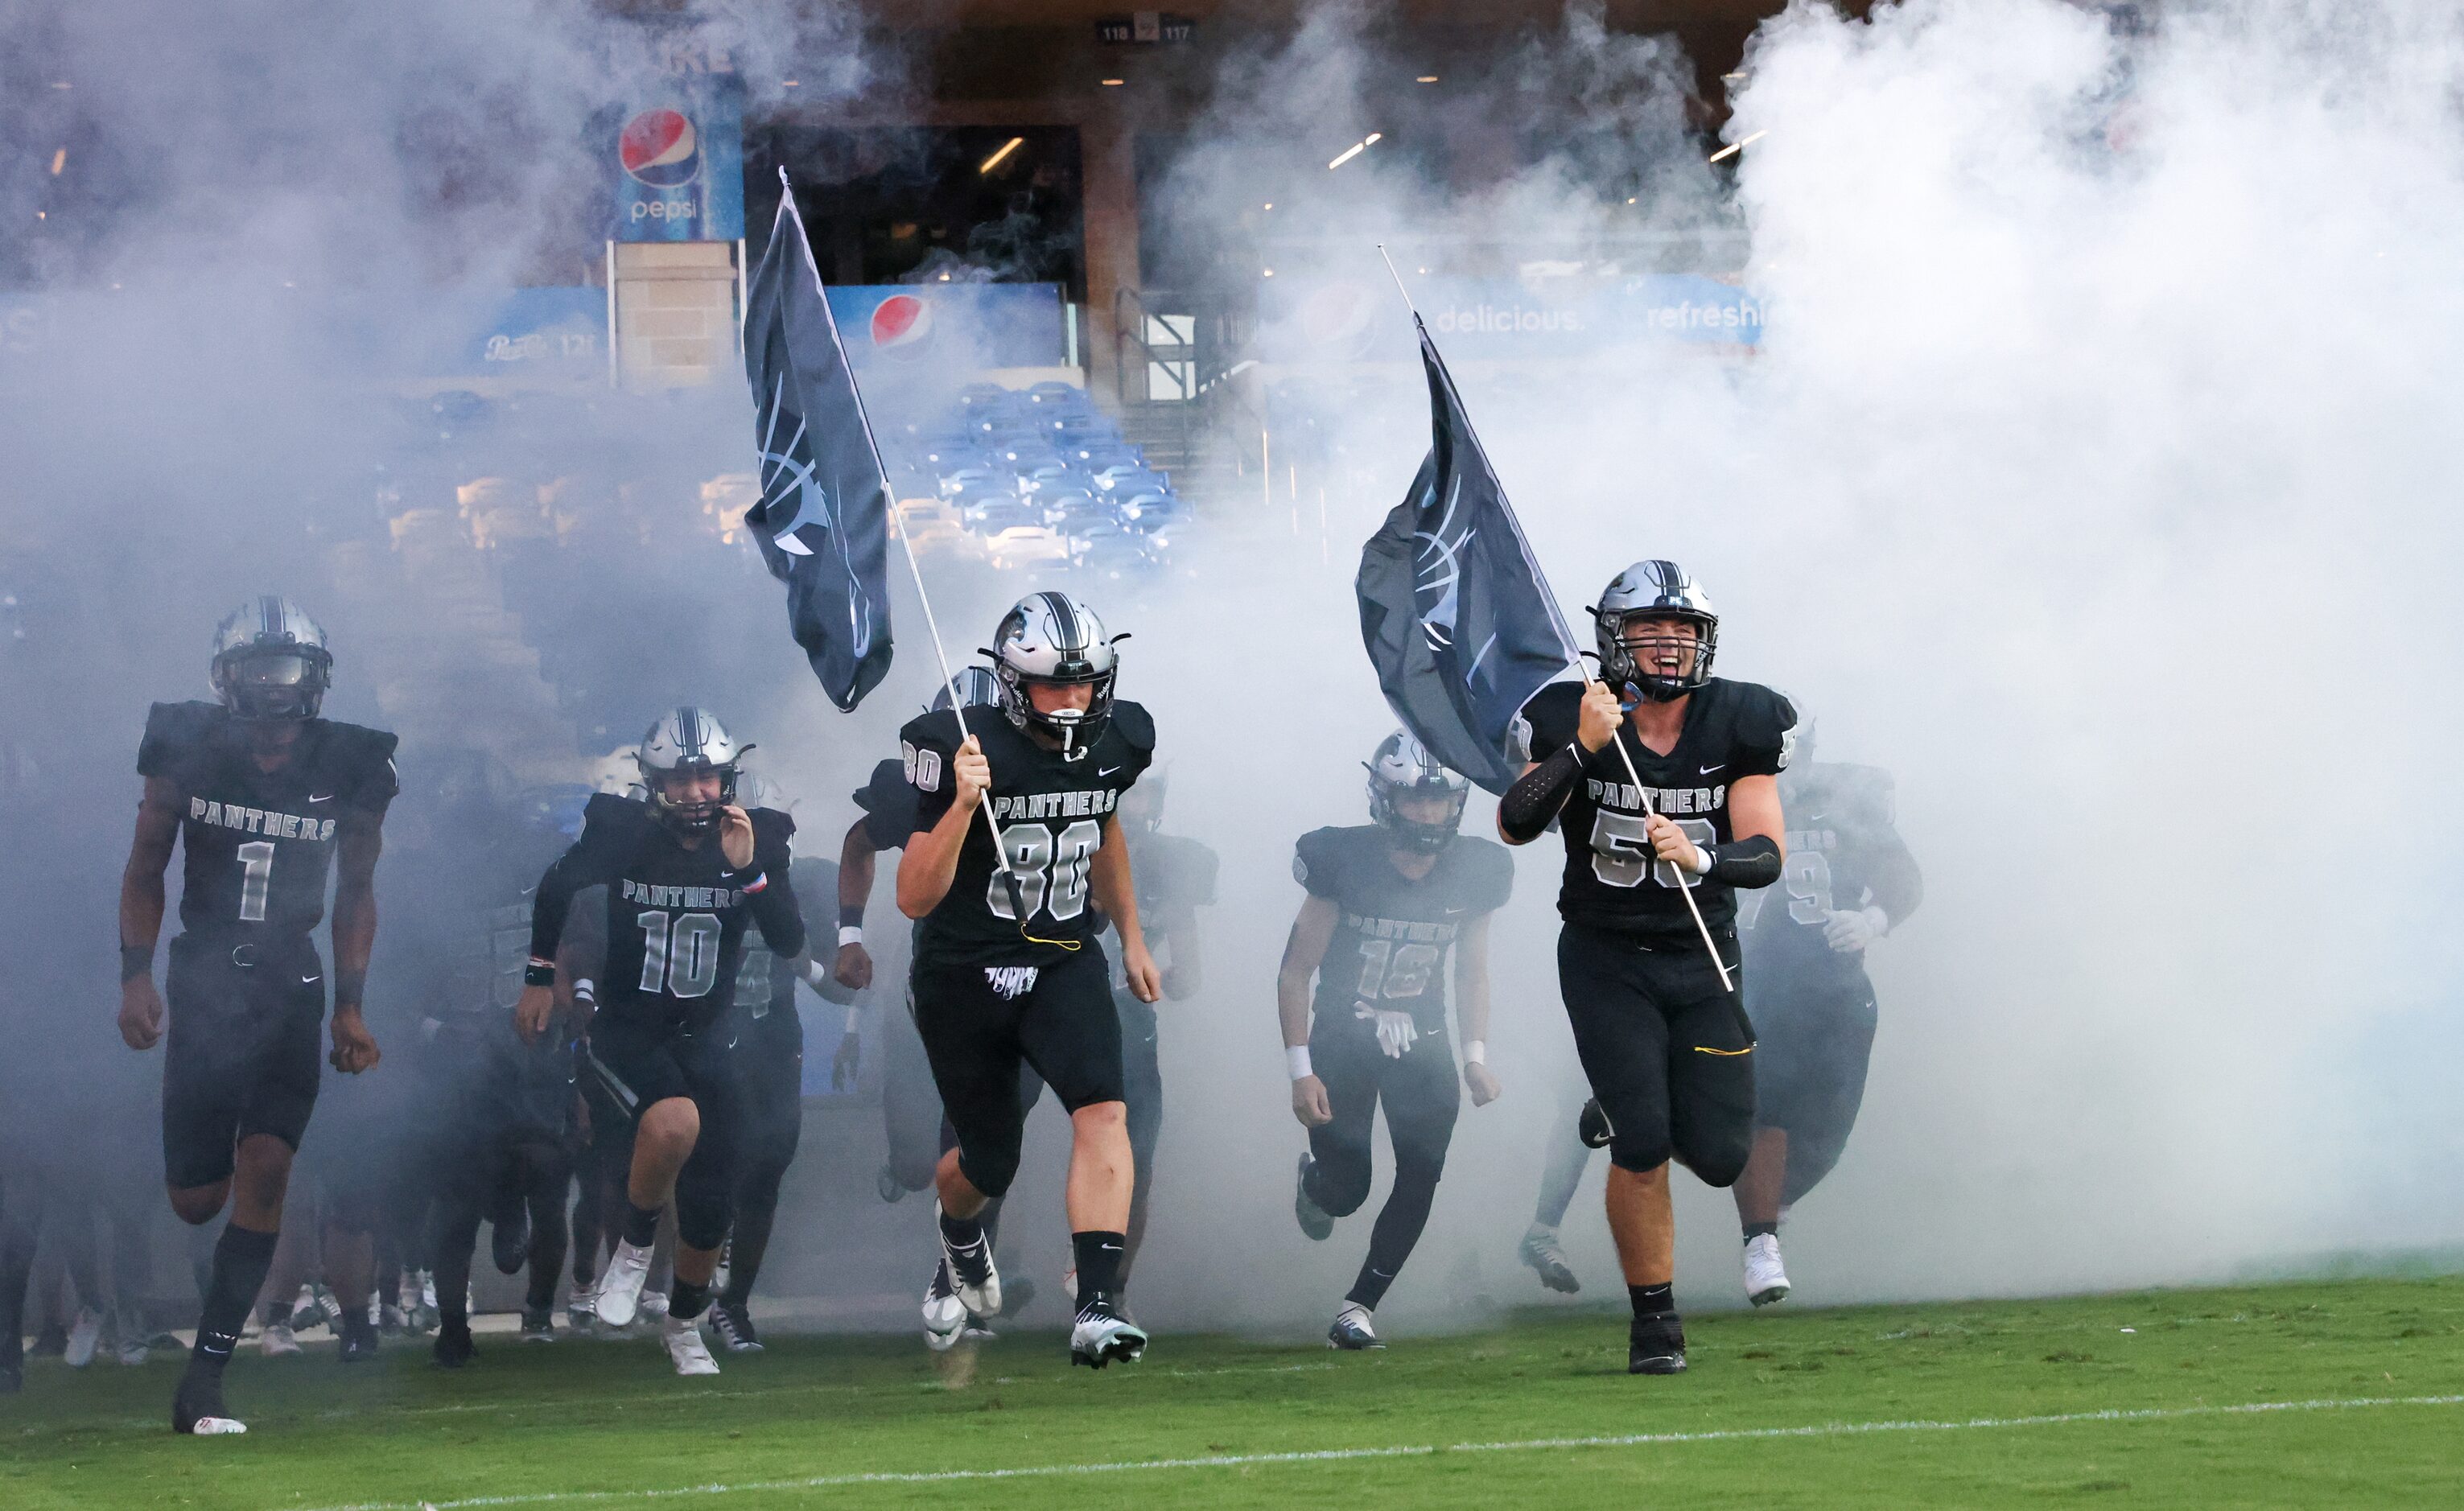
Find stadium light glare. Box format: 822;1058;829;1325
1263;269;1275;278
1101;78;1125;86
783;79;800;87
1417;76;1439;84
979;137;1025;175
1329;132;1382;171
51;148;66;175
1708;130;1766;163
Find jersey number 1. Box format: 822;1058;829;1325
237;840;276;922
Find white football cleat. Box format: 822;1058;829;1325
1327;1302;1383;1351
258;1322;302;1358
922;1258;968;1352
661;1315;720;1376
1069;1295;1148;1369
1744;1232;1790;1307
64;1307;102;1369
935;1206;1001;1317
595;1240;654;1328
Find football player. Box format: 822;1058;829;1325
117;598;399;1433
1729;710;1921;1306
420;784;591;1361
896;593;1160;1369
1280;734;1510;1348
708;776;851;1354
513;709;804;1377
1498;562;1793;1376
1099;769;1216;1307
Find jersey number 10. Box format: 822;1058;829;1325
637;911;723;998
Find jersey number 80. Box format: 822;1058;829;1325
988;819;1102;922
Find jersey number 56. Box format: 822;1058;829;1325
1588;811;1716;890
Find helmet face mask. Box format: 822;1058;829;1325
211;596;332;722
1366;731;1469;855
636;707;746;836
987;592;1121;762
1591;560;1717;703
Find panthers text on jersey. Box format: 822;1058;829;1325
138;700;398;937
1294;825;1514;1033
527;793;805;1029
900;701;1155;968
1518;677;1795;942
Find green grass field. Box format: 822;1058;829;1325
6;1275;2460;1509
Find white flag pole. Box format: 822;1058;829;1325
1376;245;1733;994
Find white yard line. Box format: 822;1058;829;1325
293;1392;2464;1511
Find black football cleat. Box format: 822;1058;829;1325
1069;1295;1148;1369
491;1208;532;1277
1628;1311;1687;1376
339;1311;380;1363
172;1365;247;1435
709;1300;763;1354
1578;1097;1616;1150
433;1321;476;1369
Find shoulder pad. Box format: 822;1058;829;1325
1717;680;1798;755
1292;825;1347;895
748;806;797;847
1107;699;1156;754
138;700;223;776
898;709;964;753
1457;836;1516;911
320;721;402;793
1518;681;1584;747
580;791;650;838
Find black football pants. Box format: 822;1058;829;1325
1557;923;1755;1184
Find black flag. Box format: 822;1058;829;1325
741;173;894;711
1358;317;1580;793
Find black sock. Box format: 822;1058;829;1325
1742;1221;1778;1241
192;1225;280;1370
1628;1282;1673;1320
669;1277;711;1323
620;1201;661;1250
1073;1230;1127;1311
938;1208;985;1249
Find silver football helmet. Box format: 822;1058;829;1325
929;665;1003;714
1591;560;1717;703
210;595;333;721
636;706;749;833
985;591;1124;761
1366;730;1470;854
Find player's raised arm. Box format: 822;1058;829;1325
1277;894;1339;1126
117;773;183;1051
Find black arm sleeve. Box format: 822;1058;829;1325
1708;834;1783;888
1499;743;1586;844
529;836;614;964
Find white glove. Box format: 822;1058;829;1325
1823;906;1889;954
1357;1003;1419;1059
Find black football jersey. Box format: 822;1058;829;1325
1294;825;1514;1031
902;702;1156;968
138;701;398;937
853;758;917;852
1741;762;1923;989
1518;677;1795;941
527;793;805;1029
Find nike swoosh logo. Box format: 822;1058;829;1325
1098;765;1123;777
1699;764;1724;776
301;974;322;984
309;793;334;803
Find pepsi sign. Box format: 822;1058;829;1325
612;77;744;242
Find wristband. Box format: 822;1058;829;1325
525;958;557;987
1462;1040;1487;1065
843;1005;863;1035
801;957;830;989
120;943;155;983
334;969;366;1009
839;902;867;930
572;977;596;1006
838;924;864;948
737;871;769;895
1687;842;1716;876
1286;1044;1313;1081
